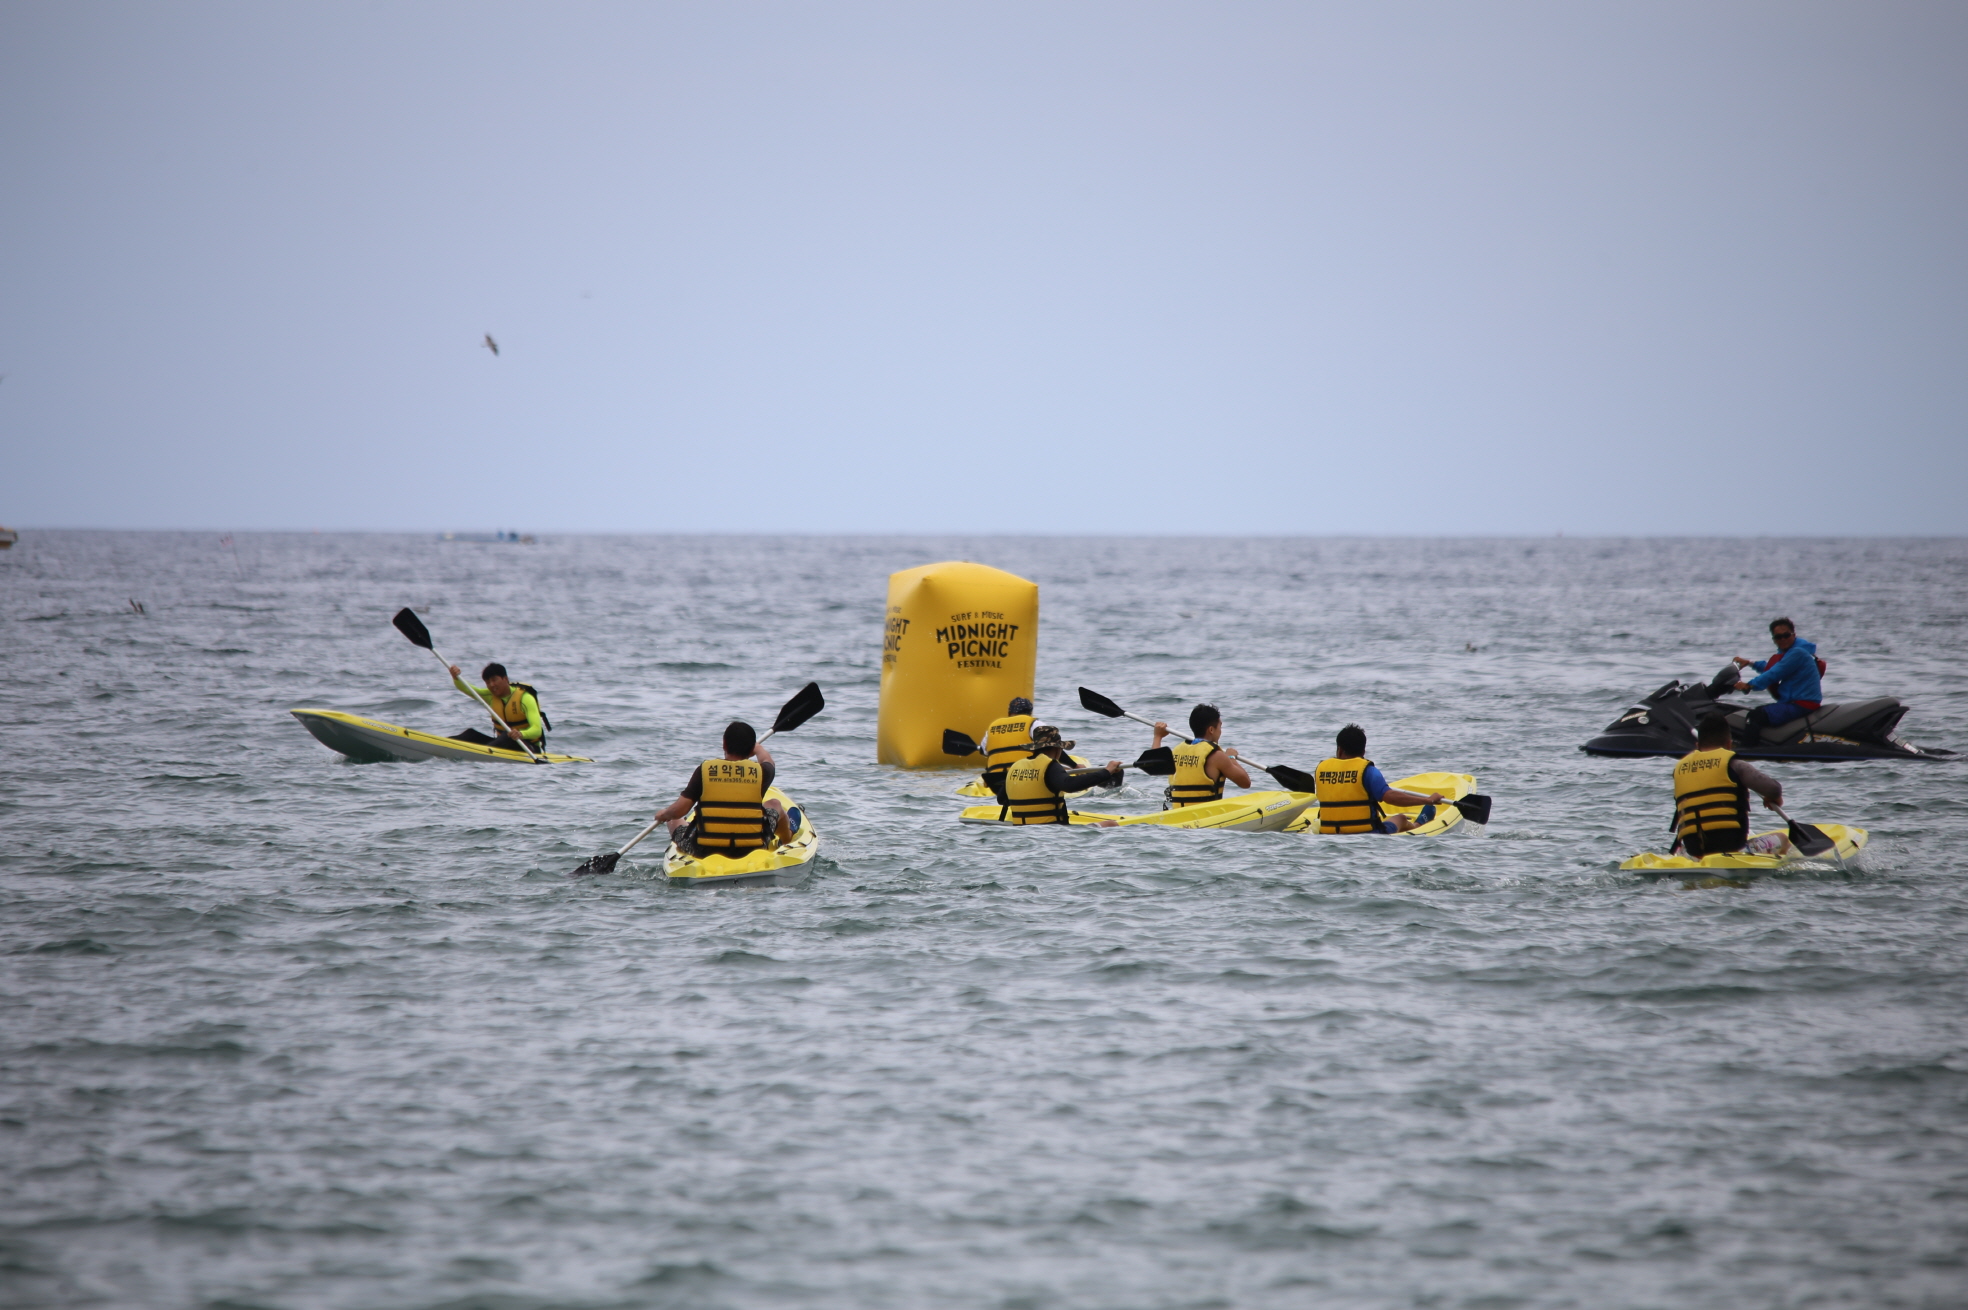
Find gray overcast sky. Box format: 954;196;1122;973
3;2;1964;534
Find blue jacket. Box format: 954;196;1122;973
1748;638;1821;704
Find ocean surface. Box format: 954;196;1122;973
3;531;1966;1310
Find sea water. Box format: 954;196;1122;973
3;532;1965;1309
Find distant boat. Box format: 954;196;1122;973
439;531;534;544
0;526;16;549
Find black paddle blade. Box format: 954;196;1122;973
1454;793;1493;825
1262;762;1318;793
1131;746;1175;775
572;851;620;877
1787;818;1835;857
943;729;980;757
1079;687;1126;719
772;682;825;734
391;607;434;649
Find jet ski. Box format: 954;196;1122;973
1581;667;1952;762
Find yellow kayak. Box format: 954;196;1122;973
1282;772;1476;837
290;708;591;764
664;788;819;887
1620;824;1867;873
958;789;1314;832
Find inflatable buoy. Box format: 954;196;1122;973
878;561;1039;767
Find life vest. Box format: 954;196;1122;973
488;685;544;740
981;714;1036;790
1168;740;1223;806
1674;747;1746;852
1003;751;1067;825
695;759;768;850
1315;756;1381;834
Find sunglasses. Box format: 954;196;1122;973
1772;631;1795;641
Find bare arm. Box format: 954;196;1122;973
1209;749;1251;790
655;793;694;824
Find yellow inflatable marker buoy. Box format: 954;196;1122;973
878;561;1039;767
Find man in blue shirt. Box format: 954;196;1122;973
1313;724;1449;834
1731;617;1823;744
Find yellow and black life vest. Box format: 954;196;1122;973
1674;747;1746;851
1168;740;1224;806
981;714;1036;788
1315;756;1381;834
488;685;541;739
696;759;768;850
1003;751;1067;825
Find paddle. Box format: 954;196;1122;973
1077;686;1316;793
572;681;825;875
1769;803;1838;859
392;607;544;762
944;729;981;757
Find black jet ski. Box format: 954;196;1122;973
1582;666;1953;762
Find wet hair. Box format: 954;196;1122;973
1189;703;1221;737
1009;697;1033;716
723;720;757;756
481;663;508;681
1697;711;1733;747
1769;617;1795;636
1336;723;1367;756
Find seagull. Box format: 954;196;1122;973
482;334;499;356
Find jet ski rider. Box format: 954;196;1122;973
653;721;793;855
1149;704;1252;807
1730;617;1823;745
1001;723;1123;827
1673;711;1790;857
1313;724;1448;834
979;696;1038;802
447;662;545;752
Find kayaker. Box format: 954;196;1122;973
1002;723;1124;827
1313;724;1447;833
1149;704;1252;807
1730;617;1823;745
653;721;792;855
1673;711;1790;857
979;696;1037;802
447;662;545;752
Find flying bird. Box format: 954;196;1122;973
482;334;499;356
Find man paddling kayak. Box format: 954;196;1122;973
1731;617;1823;745
447;662;546;752
654;721;792;855
1314;724;1447;833
1674;711;1790;857
1003;724;1124;826
1149;704;1252;808
978;696;1037;802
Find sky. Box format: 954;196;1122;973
2;2;1964;535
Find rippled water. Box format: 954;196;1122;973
4;531;1966;1309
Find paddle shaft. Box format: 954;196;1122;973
423;645;545;762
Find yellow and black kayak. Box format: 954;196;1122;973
958;789;1314;832
1282;772;1476;837
664;787;819;887
1620;824;1867;874
290;708;591;764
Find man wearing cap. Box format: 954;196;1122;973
978;696;1038;803
653;720;793;855
1001;724;1124;827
